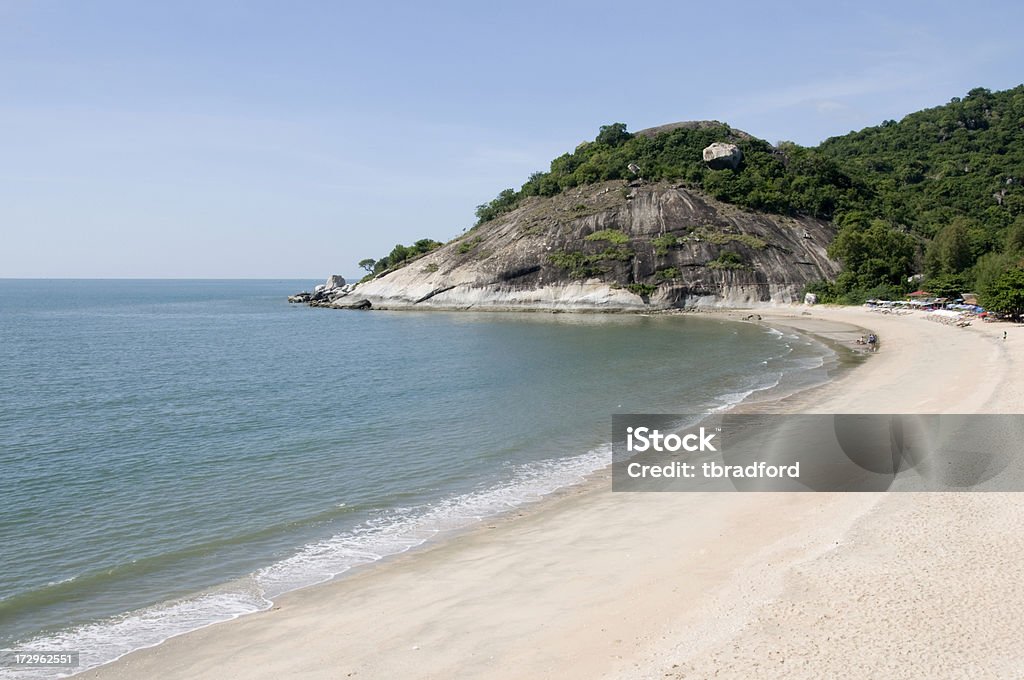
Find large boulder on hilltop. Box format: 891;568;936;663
702;142;743;170
325;274;346;289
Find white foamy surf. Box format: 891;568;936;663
2;447;611;679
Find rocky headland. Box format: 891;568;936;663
291;182;839;312
291;127;844;312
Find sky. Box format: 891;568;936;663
1;0;1022;279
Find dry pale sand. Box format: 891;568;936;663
79;306;1024;680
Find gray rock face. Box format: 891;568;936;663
325;274;346;289
321;180;841;311
329;298;371;310
702;142;744;170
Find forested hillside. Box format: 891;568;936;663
812;86;1024;314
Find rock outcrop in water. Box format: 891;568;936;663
288;275;354;305
305;179;840;312
324;274;346;289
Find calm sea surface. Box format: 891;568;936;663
0;280;832;677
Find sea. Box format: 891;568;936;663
0;279;835;677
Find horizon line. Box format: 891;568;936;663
0;276;347;281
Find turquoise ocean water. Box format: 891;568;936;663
0;280;833;677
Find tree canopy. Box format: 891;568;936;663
359;239;443;281
811;86;1024;303
474;121;868;226
982;266;1024;319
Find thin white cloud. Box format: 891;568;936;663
815;100;848;113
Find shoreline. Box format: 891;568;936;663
4;307;833;680
59;308;840;677
78;305;1022;679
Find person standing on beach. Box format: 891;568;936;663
1005;331;1008;340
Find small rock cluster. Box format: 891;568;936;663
288;275;367;308
289;275;373;310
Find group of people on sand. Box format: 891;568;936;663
856;333;879;352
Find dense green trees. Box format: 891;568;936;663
473;121;869;227
1006;216;1024;255
474;188;518;223
924;219;974;278
982;267;1024;319
594;122;632;147
807;212;919;302
814;86;1024;303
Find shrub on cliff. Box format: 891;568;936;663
361;239;443;281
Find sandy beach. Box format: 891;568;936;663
79;306;1024;680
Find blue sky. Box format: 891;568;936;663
1;0;1022;278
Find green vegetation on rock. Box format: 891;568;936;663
360;239;443;281
694;230;768;249
656;267;680;280
547;251;604;279
652;234;681;255
457;236;483;254
707;250;750;270
626;283;657;298
548;246;634;279
584;229;630;245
